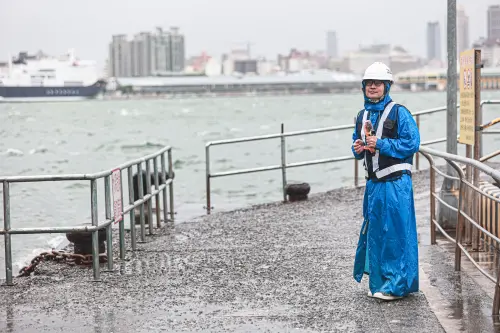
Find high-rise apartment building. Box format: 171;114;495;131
487;5;500;41
155;27;172;73
170;27;185;72
457;5;470;55
326;31;338;59
108;34;132;78
108;27;186;77
426;21;441;62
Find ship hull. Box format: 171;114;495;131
0;81;105;103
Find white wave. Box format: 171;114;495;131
29;146;48;154
47;235;67;249
12;235;69;272
197;131;209;137
2;148;24;156
14;248;49;272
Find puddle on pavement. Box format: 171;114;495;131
420;228;500;333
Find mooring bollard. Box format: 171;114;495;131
66;224;107;256
285;182;311;202
134;206;151;225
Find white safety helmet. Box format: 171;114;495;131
362;62;394;83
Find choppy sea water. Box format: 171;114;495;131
1;90;500;279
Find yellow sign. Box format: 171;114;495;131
458;49;476;145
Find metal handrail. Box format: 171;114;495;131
204;100;500;214
479;117;500;131
480;150;500;163
0;146;172;182
419;146;500;315
1;146;175;286
420;146;500;183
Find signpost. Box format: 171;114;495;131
112;168;123;224
458;49;475;146
458;48;481;249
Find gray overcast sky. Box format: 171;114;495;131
0;0;494;68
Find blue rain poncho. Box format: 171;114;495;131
351;83;420;297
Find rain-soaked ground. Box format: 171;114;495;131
1;165;500;333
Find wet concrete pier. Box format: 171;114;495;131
1;168;500;332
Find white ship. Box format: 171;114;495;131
0;49;106;103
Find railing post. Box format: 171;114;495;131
280;123;287;202
465;145;473;245
455;172;464;271
480;103;484;158
90;179;100;282
416;115;420;170
161;153;169;225
153;157;161;228
168;148;175;223
104;175;113;271
3;181;13;286
145;159;154;235
494;264;500;315
127;166;137;251
472;50;482;251
137;164;146;242
430;162;436;245
118;169;126;260
420;151;438;245
494;197;500;317
444;158;466;271
205;144;211;215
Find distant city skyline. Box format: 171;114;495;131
0;0;495;69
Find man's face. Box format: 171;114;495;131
364;80;385;99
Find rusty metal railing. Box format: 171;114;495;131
205;100;500;214
411;99;500;169
1;146;175;286
419;145;500;315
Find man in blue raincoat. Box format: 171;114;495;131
351;62;420;301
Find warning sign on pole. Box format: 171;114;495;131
458;49;476;145
112;168;123;223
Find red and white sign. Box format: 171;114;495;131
111;168;123;223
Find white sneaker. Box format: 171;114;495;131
367;291;373;297
372;292;402;301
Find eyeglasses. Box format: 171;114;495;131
364;80;384;87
